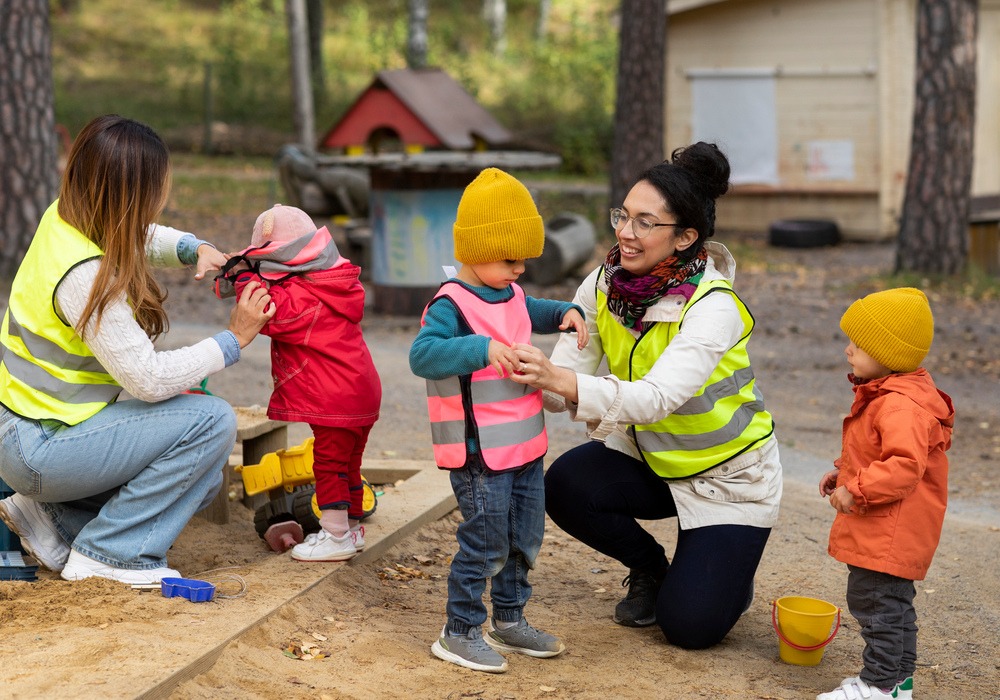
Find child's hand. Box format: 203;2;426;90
560;308;589;350
828;485;855;514
487;339;519;378
818;468;839;497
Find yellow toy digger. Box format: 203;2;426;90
235;437;377;552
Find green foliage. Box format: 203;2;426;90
50;0;618;176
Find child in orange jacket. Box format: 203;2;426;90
816;288;953;700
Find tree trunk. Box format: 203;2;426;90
536;0;552;43
896;0;977;275
483;0;506;55
285;0;315;153
0;0;59;281
609;0;666;212
306;0;326;113
407;0;429;70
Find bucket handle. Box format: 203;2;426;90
771;601;841;652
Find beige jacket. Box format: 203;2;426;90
546;242;782;529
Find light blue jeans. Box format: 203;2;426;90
0;394;234;570
446;455;545;635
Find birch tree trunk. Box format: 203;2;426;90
407;0;429;69
483;0;507;55
896;0;978;275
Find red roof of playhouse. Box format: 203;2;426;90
319;68;513;152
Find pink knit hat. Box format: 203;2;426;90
251;203;317;247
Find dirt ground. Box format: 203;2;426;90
2;226;999;699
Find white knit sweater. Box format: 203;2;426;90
54;224;227;403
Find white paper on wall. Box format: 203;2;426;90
805;140;855;181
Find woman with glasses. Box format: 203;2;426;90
509;141;782;649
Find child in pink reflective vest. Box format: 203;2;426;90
409;168;587;673
217;204;381;562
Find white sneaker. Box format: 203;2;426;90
350;524;365;551
817;677;894;700
291;528;357;562
60;550;180;585
0;493;71;571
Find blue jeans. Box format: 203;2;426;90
446;455;545;635
0;394;234;570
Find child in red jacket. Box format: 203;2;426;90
816;287;953;700
217;204;382;562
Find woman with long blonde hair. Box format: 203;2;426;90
0;114;274;585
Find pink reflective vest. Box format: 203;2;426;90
421;282;547;471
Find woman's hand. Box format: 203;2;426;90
228;280;275;348
194;243;230;281
510;343;579;403
559;308;589;350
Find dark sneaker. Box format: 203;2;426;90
486;618;566;658
613;569;664;627
431;625;508;673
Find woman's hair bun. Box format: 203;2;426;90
670;142;730;200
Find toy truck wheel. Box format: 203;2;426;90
292;488;321;534
361;477;377;521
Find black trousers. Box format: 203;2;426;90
847;565;917;688
545;440;771;649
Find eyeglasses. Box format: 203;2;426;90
609;208;683;238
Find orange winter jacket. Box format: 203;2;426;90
828;368;953;580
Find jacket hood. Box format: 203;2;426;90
854;369;955;429
214;226;345;298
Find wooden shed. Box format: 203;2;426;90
319;67;513;155
665;0;1000;240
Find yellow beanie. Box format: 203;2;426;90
453;168;544;264
839;287;934;372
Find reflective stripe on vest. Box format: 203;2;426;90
0;201;121;425
597;276;774;479
422;281;547;471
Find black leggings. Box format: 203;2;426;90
545;441;771;649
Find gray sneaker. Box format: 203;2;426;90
486;618;566;658
431;625;508;673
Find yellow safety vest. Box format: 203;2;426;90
0;201;122;425
597;275;774;479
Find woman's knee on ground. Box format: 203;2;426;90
656;599;735;649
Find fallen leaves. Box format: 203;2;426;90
283;639;328;661
379;563;430;582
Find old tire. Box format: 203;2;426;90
768;219;840;248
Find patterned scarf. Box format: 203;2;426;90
603;245;708;331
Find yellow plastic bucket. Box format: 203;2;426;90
771;596;841;666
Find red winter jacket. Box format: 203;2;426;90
234;253;381;429
828;368;953;580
